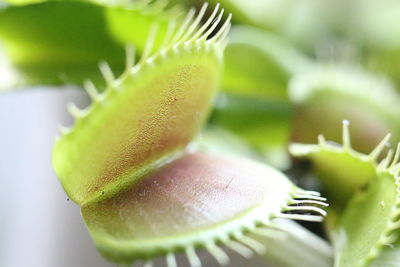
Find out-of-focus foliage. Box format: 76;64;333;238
0;0;180;87
289;66;400;153
0;1;124;86
221;26;313;101
211;26;312;168
206;0;337;52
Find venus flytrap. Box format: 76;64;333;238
53;3;230;205
51;3;331;266
290;122;400;267
290;121;384;208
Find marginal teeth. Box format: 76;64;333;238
225;240;254;259
237;236;266;255
167;8;196;48
158;20;177;51
185;246;202;267
166;253;177;267
293;188;322;197
67;102;84;118
125;44;136;71
318;134;326;146
284;205;327;217
99;61;115;86
199;8;224;41
294;194;327;202
379;149;393;171
390;143;400;168
206;243;229;266
342;119;351;150
139;24;159;65
290;188;326;200
83;80;100;101
369;133;391;161
278;213;324;222
190;3;220;43
176;2;208;45
210;13;232;44
289;199;329;207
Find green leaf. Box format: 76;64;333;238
335;163;400;267
52;5;230;205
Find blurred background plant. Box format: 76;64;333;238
2;0;400;266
